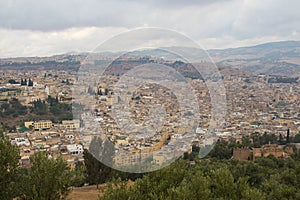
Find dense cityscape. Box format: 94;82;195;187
1;49;300;199
1;1;300;199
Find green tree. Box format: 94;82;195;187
32;99;48;115
167;171;212;200
279;133;285;145
210;167;236;199
208;141;232;159
20;152;71;200
21;79;27;86
261;173;300;200
8;79;18;84
84;136;115;188
260;133;278;145
293;133;300;143
251;132;261;147
0;137;20;200
70;161;86;187
100;161;266;200
287;129;290;143
28;79;33;87
83;149;102;187
242;135;252;147
104;88;109;95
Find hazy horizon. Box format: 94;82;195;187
0;39;299;59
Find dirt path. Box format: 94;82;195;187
68;185;102;200
68;181;134;200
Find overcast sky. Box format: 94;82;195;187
0;0;299;58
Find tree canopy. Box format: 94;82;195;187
0;137;20;200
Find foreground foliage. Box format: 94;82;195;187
100;157;300;200
0;137;20;200
3;135;300;200
19;152;72;200
0;137;73;200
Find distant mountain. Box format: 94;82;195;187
207;41;300;77
0;54;83;71
123;41;300;77
1;40;299;77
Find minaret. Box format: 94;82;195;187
45;85;50;96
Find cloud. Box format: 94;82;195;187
0;0;236;31
0;0;300;57
232;0;300;39
0;27;128;57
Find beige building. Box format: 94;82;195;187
233;144;292;161
33;120;52;130
233;147;252;161
114;152;151;166
24;121;34;128
253;144;284;160
61;120;80;129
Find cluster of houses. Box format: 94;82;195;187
8;119;83;169
233;143;297;161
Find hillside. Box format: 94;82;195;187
208;41;300;77
1;41;300;77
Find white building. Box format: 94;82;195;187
66;144;83;155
